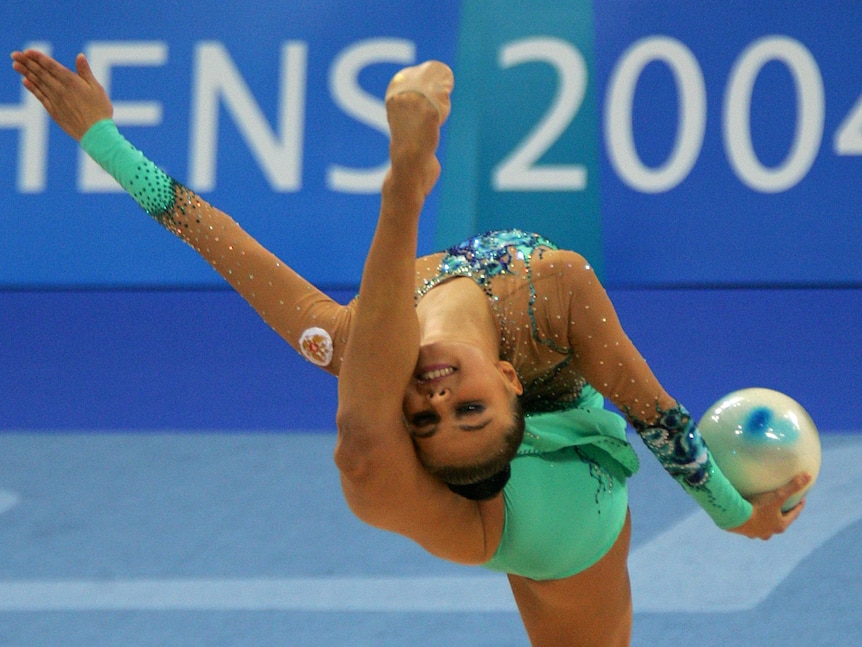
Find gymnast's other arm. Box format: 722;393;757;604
554;249;810;540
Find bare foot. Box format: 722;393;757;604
384;61;454;197
385;61;453;125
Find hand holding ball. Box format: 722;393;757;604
698;388;821;511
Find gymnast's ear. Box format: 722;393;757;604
496;361;523;396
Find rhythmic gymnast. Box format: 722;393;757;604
11;50;810;646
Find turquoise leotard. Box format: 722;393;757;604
483;387;637;580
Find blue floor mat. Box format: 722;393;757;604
0;431;858;646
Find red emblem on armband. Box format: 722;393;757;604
299;327;334;367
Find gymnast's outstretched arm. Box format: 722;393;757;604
11;49;353;375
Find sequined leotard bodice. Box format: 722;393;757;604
414;230;588;414
412;230;666;424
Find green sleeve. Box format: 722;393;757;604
79;118;177;224
633;404;753;529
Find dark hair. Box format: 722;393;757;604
423;396;525;497
446;464;511;501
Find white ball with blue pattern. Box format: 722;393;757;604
699;388;821;512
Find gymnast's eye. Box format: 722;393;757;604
456;402;485;416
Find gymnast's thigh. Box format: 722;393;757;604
507;510;633;647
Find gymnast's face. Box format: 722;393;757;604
402;341;523;475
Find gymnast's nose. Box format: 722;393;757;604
426;386;450;401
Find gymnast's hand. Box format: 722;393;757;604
728;472;811;540
11;50;113;141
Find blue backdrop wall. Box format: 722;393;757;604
2;1;860;431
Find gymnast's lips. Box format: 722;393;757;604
414;365;456;383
